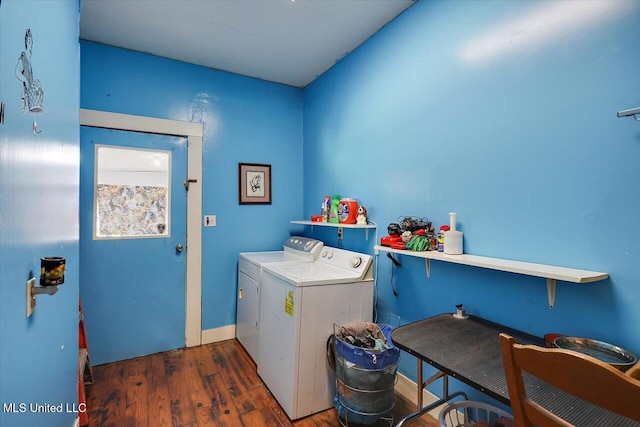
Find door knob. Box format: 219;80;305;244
175;244;184;253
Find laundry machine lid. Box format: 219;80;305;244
263;262;364;287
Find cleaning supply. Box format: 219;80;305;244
437;225;449;252
322;196;330;222
338;198;358;224
443;212;463;255
329;195;341;223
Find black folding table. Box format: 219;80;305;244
391;313;639;426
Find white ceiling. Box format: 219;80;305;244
80;0;416;88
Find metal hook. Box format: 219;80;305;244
33;121;41;135
183;178;197;191
617;106;640;120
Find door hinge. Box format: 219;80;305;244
184;178;197;191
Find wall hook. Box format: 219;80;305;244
26;278;59;318
33;121;41;134
617;107;640;121
183;178;197;191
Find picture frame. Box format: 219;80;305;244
239;163;272;205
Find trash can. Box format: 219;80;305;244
330;322;400;426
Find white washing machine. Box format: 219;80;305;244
237;236;323;363
258;247;374;420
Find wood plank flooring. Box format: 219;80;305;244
86;339;439;427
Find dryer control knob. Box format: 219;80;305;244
351;257;362;268
304;241;314;250
322;251;328;257
327;251;334;259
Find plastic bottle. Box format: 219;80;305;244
444;212;463;255
338;198;358;224
329;195;341;223
437;225;449;252
322;196;330;222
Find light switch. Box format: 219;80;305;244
204;215;216;227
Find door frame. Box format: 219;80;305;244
80;108;203;347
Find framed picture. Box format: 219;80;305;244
239;163;272;204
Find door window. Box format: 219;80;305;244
94;145;171;239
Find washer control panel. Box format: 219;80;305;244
283;236;324;260
318;247;373;278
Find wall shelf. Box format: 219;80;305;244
290;220;377;240
374;245;608;309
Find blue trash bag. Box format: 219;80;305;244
334;322;400;369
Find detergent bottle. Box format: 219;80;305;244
338;198;358;224
329;195;341;223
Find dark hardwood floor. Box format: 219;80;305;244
85;339;439;427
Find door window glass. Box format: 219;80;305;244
94;145;171;239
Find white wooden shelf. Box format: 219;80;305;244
291;220;377;240
374;245;608;309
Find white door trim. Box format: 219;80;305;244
80;108;203;347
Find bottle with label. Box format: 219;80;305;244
322;196;330;222
338;198;358;224
437;225;449;252
329;195;341;223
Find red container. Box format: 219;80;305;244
338;198;358;224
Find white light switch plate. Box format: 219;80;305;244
204;215;216;227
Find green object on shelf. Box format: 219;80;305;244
329;194;341;223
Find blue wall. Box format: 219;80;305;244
80;41;304;357
0;1;80;426
5;0;632;419
302;0;640;403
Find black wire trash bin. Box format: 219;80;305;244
328;322;400;426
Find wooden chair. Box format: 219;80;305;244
499;333;640;426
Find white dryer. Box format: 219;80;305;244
237;236;323;363
258;247;374;420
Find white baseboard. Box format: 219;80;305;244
201;324;236;344
395;372;449;420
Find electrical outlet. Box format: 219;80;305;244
26;278;36;318
204;215;216;227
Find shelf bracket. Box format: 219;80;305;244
425;259;431;279
617;106;640;121
365;228;369;240
547;278;556;309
